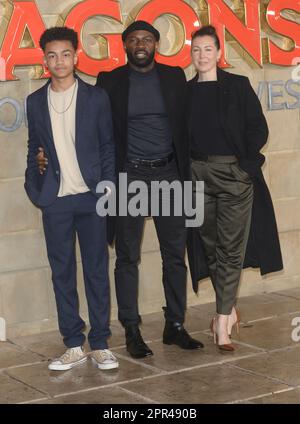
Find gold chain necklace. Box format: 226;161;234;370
48;80;77;114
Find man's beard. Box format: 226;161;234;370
127;49;156;68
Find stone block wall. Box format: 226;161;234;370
0;0;299;337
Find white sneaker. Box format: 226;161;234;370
90;349;119;370
48;346;87;371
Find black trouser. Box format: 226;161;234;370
115;159;187;327
191;156;253;315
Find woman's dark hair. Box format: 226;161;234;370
191;25;220;50
39;27;78;52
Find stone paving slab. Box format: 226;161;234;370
29;386;155;404
0;372;46;404
0;341;44;369
10;331;64;359
247;388;300;404
226;312;300;351
118;364;289;404
5;358;159;398
227;345;300;386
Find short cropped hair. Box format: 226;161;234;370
39;27;78;51
191;25;220;50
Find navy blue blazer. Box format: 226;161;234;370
24;76;115;208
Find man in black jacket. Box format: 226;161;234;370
96;21;203;358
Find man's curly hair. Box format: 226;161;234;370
39;27;78;51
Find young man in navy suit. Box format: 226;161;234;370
25;27;118;371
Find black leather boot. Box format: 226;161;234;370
125;325;153;358
163;321;204;349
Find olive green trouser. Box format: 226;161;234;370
191;156;253;315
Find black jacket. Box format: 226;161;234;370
186;68;283;291
96;62;189;243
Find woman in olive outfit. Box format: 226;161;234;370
186;25;283;351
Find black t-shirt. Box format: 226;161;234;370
190;81;234;156
127;67;173;160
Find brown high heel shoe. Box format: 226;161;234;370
228;307;241;338
210;317;235;352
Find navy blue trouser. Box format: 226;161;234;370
42;192;111;350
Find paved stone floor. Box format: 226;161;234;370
2;287;300;404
